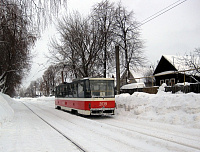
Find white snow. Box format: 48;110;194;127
154;70;176;76
116;84;200;129
121;82;145;89
0;92;14;127
0;85;200;151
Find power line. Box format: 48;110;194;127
22;59;51;87
137;0;187;28
140;0;182;23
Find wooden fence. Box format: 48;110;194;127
120;83;200;94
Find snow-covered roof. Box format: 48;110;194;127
154;70;176;76
130;67;150;83
121;82;145;89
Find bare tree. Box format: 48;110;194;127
25;81;37;97
114;3;145;80
92;0;115;77
143;64;155;87
184;48;200;75
43;66;53;96
50;12;105;79
48;0;145;82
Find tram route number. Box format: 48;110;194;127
99;102;107;107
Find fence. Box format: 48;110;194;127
120;83;200;94
165;83;200;93
190;83;200;93
165;85;190;93
120;86;159;94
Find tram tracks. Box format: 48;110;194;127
21;101;87;152
21;101;139;152
22;100;200;152
94;118;200;151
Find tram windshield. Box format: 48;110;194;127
90;80;114;98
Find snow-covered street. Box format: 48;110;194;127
0;97;80;152
0;90;200;152
1;0;200;151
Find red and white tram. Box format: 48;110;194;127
55;78;115;115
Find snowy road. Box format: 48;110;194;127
1;97;200;152
0;99;81;152
93;116;200;151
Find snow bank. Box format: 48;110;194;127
0;92;14;127
116;84;200;129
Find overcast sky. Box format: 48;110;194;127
22;0;200;87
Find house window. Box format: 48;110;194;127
170;78;175;86
160;80;164;85
165;79;169;86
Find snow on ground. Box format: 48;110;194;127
115;84;200;129
0;96;80;152
0;92;14;128
0;84;200;151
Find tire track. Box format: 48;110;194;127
22;101;87;152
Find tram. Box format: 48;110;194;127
55;78;115;115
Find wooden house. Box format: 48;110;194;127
153;55;200;86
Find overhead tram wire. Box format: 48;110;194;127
23;58;51;86
136;0;187;29
140;0;183;23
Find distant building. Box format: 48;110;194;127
120;68;148;87
120;69;136;87
153;55;200;86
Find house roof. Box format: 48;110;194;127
129;67;150;83
155;55;200;76
119;66;149;83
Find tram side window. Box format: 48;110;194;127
85;80;91;98
106;81;114;97
78;81;84;98
57;86;63;97
59;86;61;96
68;84;73;97
73;83;78;97
61;86;65;97
56;87;59;97
63;85;68;97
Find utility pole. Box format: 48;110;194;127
61;71;64;83
115;45;120;95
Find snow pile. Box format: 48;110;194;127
0;92;14;127
116;84;200;129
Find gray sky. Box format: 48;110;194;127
22;0;200;87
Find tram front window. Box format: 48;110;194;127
90;80;114;98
